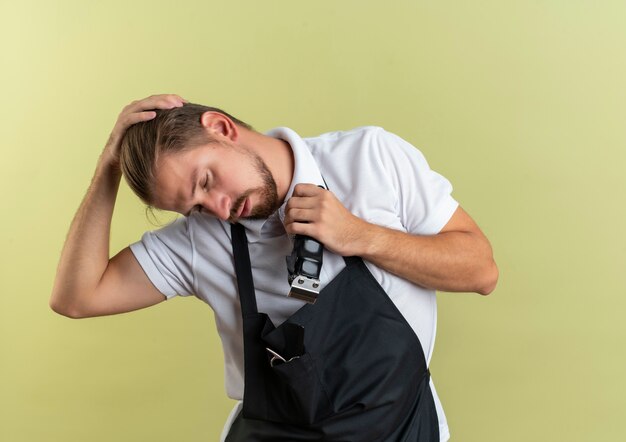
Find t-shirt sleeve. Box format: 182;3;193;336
375;128;459;235
129;216;196;300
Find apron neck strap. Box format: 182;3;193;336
231;222;259;316
343;256;362;267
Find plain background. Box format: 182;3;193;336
1;1;625;441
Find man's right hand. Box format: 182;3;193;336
101;94;188;171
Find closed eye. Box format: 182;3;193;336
203;174;209;191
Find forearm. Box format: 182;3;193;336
355;222;497;295
284;185;497;295
50;153;121;313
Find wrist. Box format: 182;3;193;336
97;150;122;177
348;218;378;258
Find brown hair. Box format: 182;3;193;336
119;103;253;209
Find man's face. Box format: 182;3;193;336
151;140;280;223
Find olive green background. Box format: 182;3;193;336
1;1;624;441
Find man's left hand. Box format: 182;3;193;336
283;183;369;256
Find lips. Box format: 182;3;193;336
241;198;251;217
236;198;249;219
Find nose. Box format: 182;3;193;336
202;190;231;221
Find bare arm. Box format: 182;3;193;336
49;94;187;318
284;184;499;295
355;206;498;294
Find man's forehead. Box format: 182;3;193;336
152;151;198;209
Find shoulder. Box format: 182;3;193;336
142;214;190;241
309;125;419;151
305;125;387;147
305;126;412;163
140;211;225;246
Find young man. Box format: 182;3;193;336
50;94;498;441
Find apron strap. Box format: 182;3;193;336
343;255;362;267
231;222;258;316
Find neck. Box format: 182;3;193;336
238;128;294;204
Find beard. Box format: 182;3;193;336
228;150;280;223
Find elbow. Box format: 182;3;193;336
477;260;499;296
49;296;83;319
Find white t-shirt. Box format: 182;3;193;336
129;126;458;441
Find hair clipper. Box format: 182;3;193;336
285;234;324;304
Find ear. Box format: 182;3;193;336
200;111;239;142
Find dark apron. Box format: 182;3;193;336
225;222;440;441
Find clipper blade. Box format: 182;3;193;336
288;276;321;304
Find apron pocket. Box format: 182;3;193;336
269;352;334;425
